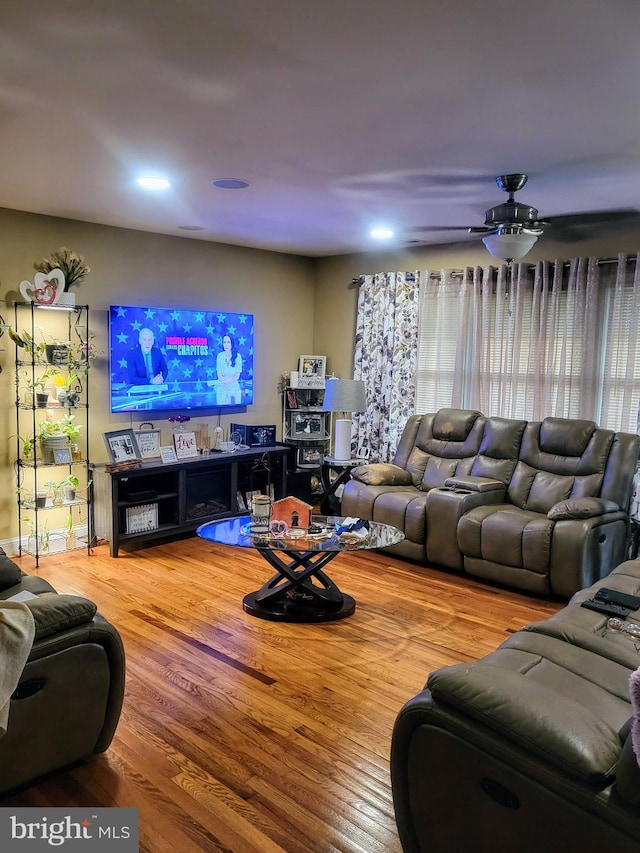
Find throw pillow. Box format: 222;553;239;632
351;463;412;486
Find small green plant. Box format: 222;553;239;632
23;517;49;552
37;412;82;442
15;434;34;456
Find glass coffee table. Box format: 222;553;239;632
197;515;404;623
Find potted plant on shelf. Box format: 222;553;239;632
45;474;82;505
23;517;49;555
44;478;65;507
64;511;76;549
33;247;90;307
15;434;34;459
37;413;82;462
43;336;71;366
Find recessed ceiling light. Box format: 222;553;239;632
212;179;250;189
370;227;394;239
178;225;205;231
137;176;170;190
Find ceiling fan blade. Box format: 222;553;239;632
546;208;640;242
406;225;472;233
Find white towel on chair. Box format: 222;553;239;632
0;601;35;736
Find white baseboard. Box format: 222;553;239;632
0;525;90;559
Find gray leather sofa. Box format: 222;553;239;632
391;557;640;853
341;408;640;597
0;549;125;794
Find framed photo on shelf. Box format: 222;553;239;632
286;389;298;409
160;445;177;464
296;446;323;467
103;429;140;464
292;412;324;439
134;428;161;459
53;447;72;465
236;490;247;512
298;355;326;381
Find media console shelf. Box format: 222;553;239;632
91;445;288;557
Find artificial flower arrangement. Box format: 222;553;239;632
33;247;90;292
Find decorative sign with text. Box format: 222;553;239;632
173;431;198;459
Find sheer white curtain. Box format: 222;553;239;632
416;254;640;431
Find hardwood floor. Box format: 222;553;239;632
2;538;562;852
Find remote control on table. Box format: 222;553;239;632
594;587;640;611
580;598;630;618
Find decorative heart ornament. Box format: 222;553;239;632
19;280;35;302
33;269;65;304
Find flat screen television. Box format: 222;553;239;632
109;305;254;413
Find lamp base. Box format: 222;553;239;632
333;419;353;462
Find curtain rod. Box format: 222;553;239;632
350;254;637;285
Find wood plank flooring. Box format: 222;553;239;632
1;538;562;852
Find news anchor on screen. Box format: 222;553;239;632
215;333;242;404
126;328;168;385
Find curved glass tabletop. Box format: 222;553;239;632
197;515;404;553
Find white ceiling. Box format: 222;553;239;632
3;0;640;257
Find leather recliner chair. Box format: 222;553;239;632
0;549;125;795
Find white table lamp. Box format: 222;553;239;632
322;379;366;462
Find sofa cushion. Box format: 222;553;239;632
539;417;597;456
351;463;412;486
458;504;553;573
431;408;481;442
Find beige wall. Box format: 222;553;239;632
0;207;315;542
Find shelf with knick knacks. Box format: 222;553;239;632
13;301;93;564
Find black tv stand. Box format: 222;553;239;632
92;445;288;557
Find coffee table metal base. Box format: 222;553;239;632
242;546;356;622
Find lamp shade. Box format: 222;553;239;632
322;379;366;413
482;230;538;262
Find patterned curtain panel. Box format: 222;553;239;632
352;271;419;462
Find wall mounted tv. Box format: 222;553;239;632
109;305;254;413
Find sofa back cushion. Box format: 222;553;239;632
403;409;485;490
508;418;615;512
470;416;527;484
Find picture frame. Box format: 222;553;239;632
160;445;177;464
103;429;141;464
298;355;326;381
53;447;72;465
296;446;323;467
173;430;198;459
134;428;161;460
292;412;324;439
236;490;247;512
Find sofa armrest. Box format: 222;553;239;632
444;476;506;493
24;593;97;640
428;662;621;782
350;463;413;487
547;497;620;520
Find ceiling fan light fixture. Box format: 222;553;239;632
482;228;538;263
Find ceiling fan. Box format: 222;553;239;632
406;173;640;262
466;173;548;262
